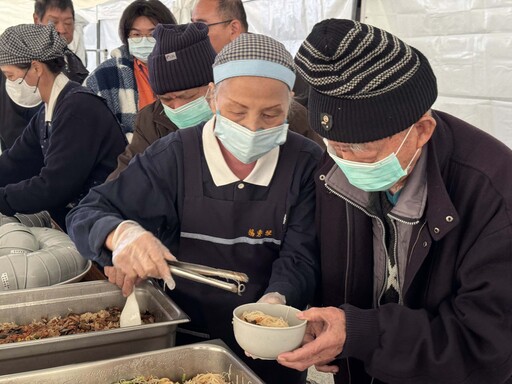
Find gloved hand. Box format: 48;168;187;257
111;220;176;290
104;265;141;297
257;292;286;305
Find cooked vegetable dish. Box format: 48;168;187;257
0;307;155;344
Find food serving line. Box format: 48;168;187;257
0;259;265;383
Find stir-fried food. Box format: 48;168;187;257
0;307;155;344
112;373;232;384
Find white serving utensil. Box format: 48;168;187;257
120;291;142;327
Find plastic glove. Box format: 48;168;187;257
257;292;286;305
104;265;141;297
111;220;176;289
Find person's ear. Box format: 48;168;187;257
229;19;243;41
207;82;216;113
32;61;41;75
33;13;40;24
414;113;436;148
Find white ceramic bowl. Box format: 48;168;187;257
232;303;307;360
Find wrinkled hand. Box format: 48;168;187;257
104;266;142;296
257;292;286;305
277;307;346;373
111;220;176;290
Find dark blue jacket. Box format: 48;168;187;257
316;111;512;384
0;81;126;230
66;124;322;309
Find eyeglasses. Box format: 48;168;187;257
204;19;233;27
128;35;156;43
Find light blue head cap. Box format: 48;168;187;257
213;33;296;89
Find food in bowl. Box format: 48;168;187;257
241;310;289;327
0;307;155;344
233;303;307;360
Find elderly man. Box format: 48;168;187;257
277;19;512;384
67;33;321;384
191;0;247;53
0;0;88;151
106;22;216;180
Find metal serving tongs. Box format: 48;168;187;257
167;260;249;295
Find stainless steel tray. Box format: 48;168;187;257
0;280;189;375
0;340;264;383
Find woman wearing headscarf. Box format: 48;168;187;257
84;0;176;140
0;24;126;231
67;33;321;383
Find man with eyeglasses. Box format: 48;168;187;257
0;0;88;152
191;0;247;53
191;0;323;148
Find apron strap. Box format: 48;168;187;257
266;131;303;201
180;126;205;197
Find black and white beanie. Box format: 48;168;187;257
295;19;438;143
0;24;67;66
148;23;216;95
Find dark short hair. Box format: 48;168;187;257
42;56;66;74
218;0;248;32
34;0;75;20
119;0;177;45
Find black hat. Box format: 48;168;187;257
295;19;438;143
148;22;216;95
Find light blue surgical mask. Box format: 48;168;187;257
214;112;288;164
162;96;213;129
128;37;156;62
326;125;420;192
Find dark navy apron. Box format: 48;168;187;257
172;127;307;383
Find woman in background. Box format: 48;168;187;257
0;24;126;231
84;0;176;140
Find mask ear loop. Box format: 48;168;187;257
399;124;421;173
395;123;415;155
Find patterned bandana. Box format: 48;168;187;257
0;24;67;66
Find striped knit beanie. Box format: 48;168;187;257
295;19;438;143
0;24;67;66
148;23;216;95
213;33;296;90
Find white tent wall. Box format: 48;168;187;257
77;0;355;70
361;0;512;148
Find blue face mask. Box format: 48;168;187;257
214;112;288;164
326;125;419;192
128;37;155;62
162;96;213;129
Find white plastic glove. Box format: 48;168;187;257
111;220;176;289
257;292;286;305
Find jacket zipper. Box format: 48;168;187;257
324;183;388;307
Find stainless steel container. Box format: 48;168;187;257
0;280;189;375
0;340;264;384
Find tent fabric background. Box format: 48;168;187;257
362;0;512;148
1;0;510;148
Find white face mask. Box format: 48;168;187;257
128;37;156;63
5;77;42;108
214;112;288;164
